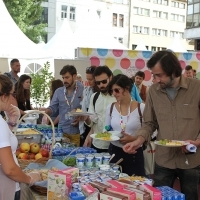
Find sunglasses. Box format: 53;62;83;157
86;67;96;73
111;88;121;94
95;78;109;85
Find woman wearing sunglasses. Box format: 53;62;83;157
0;75;41;200
105;74;145;176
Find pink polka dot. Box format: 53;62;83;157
120;58;131;69
144;70;152;81
179;60;186;69
135;59;145;70
196;52;200;60
113;49;123;57
90;56;100;66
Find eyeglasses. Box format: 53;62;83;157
111;88;121;94
95;78;109;85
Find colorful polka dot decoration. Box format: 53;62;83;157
79;48;200;84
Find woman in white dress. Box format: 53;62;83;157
0;75;41;200
105;74;145;176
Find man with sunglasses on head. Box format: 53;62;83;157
83;65;115;153
123;51;200;200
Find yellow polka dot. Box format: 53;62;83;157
190;61;198;70
105;57;116;68
128;50;138;58
80;48;92;56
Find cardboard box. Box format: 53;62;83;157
139;184;161;200
107;180;124;189
60;167;79;183
100;191;128;200
47;170;72;200
107;187;136;200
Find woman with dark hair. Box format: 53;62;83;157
15;74;32;115
0;75;40;200
49;79;64;126
80;66;98;146
105;74;145;176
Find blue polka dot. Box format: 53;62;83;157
142;51;152;59
183;52;192;60
97;49;108;57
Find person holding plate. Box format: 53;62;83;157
123;50;200;200
105;74;145;176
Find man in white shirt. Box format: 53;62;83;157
83;66;115;153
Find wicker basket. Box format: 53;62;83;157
15;110;55;194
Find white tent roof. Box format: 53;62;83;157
167;34;187;53
43;19;74;59
0;0;49;59
135;40;147;51
74;9;128;50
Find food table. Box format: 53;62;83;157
20;183;46;200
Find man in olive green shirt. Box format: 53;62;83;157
123;50;200;200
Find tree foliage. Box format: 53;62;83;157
3;0;47;43
31;62;54;108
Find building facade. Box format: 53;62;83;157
184;0;200;51
42;0;194;51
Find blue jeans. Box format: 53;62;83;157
154;163;200;200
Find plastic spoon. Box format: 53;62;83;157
108;154;115;163
112;158;123;168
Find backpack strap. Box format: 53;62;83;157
137;103;143;126
93;91;100;111
110;102;116;117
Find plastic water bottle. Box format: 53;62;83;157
105;125;113;131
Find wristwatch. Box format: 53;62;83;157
7;121;17;127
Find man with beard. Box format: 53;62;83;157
83;66;115;153
123;51;200;200
4;59;20;85
45;65;84;146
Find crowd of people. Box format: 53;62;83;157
0;50;200;200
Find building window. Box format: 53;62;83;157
70;6;76;21
113;13;117;26
42;7;48;23
118;37;123;43
143;27;149;34
179;32;184;39
162;47;167;50
186;14;193;28
194;3;200;13
153;0;168;5
179;3;185;9
193;14;199;26
152;28;157;35
151;46;156;51
162;12;168;19
161;30;167;36
119;14;124;27
97;10;101;18
133;26;138;33
146;46;149;50
170;31;178;37
179;15;185;22
133;7;139;15
61;5;67;19
141;8;150;16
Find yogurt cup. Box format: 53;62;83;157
94;153;103;167
85;154;94;167
102;153;111;164
76;156;85;168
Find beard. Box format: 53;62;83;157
99;86;108;94
159;76;175;89
64;80;74;88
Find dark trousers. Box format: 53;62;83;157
80;124;91;147
154;163;200;200
14;190;20;200
108;143;145;176
91;144;108;153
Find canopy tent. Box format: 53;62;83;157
135;40;147;51
74;9;128;50
0;0;50;59
167;34;188;53
43;19;75;59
